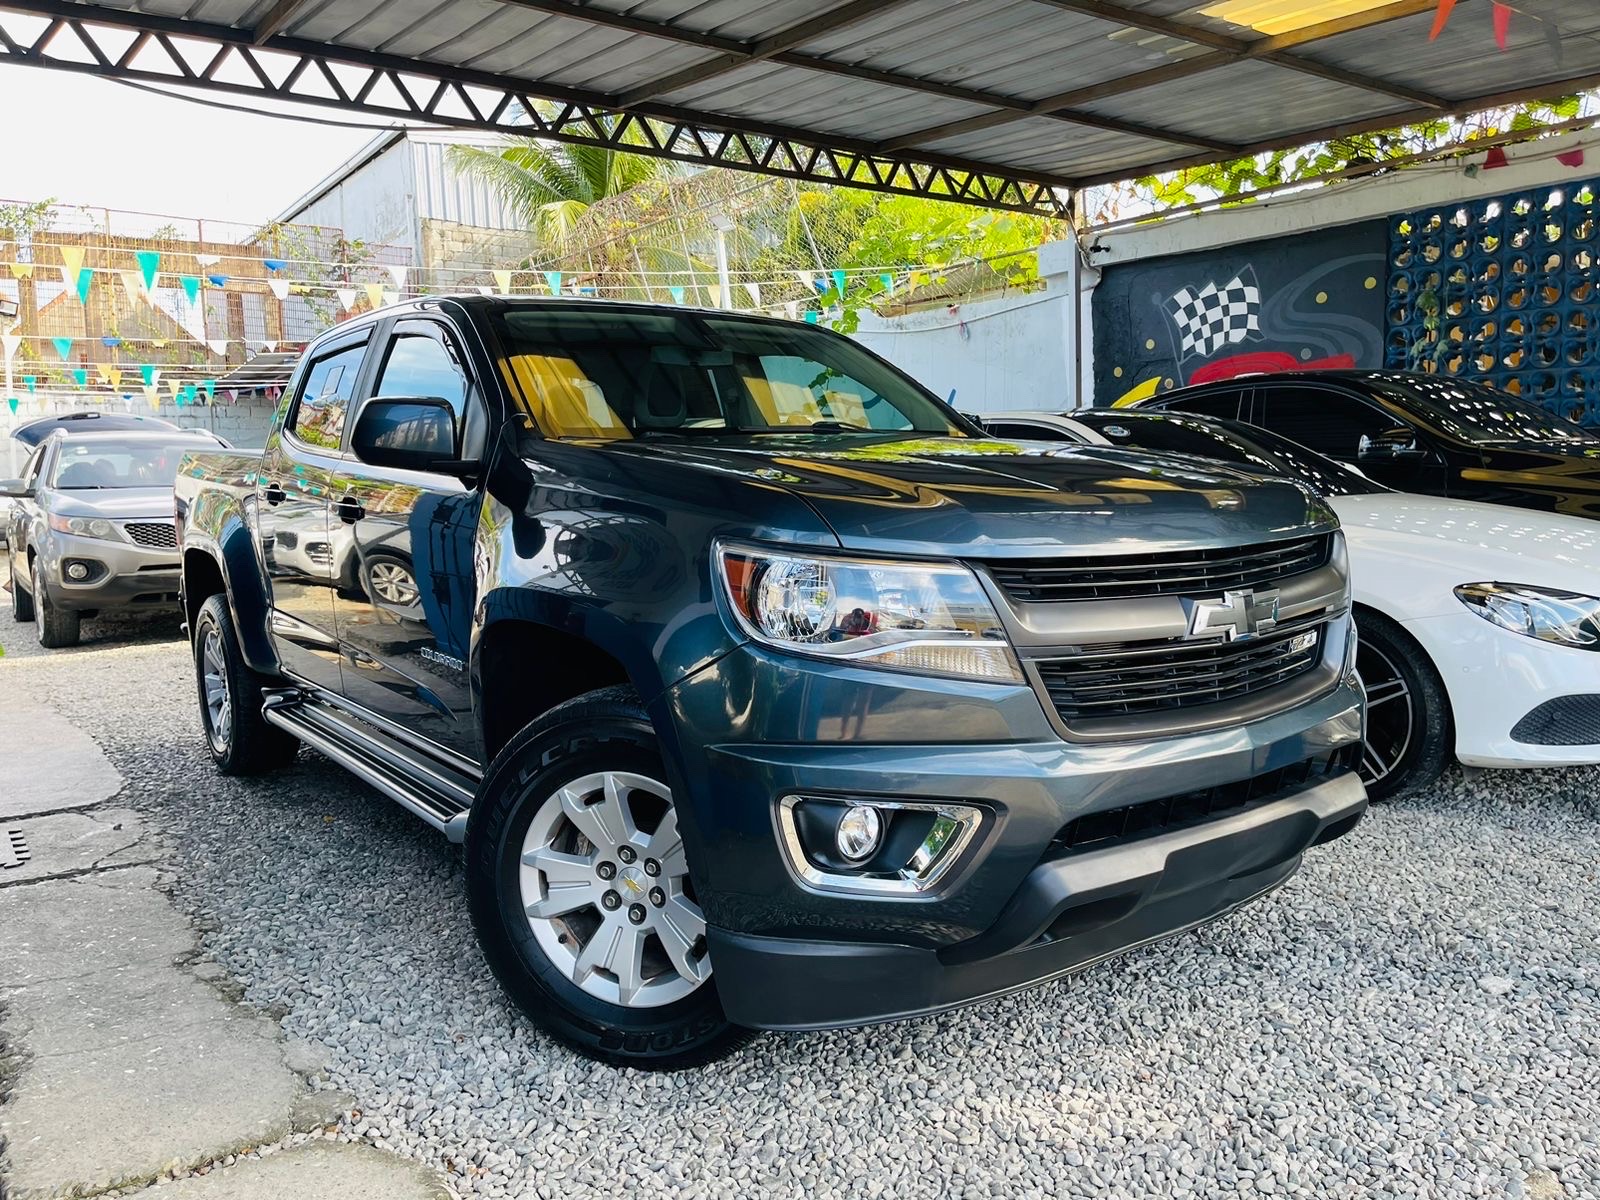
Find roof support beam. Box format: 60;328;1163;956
616;0;917;107
250;0;317;43
883;0;1445;153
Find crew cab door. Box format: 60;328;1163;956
258;329;371;693
327;317;484;761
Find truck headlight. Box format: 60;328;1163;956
1454;583;1600;650
717;544;1022;682
48;514;120;541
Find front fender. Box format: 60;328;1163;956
182;502;278;674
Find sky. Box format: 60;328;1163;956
0;64;388;224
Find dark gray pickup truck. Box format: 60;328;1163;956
175;296;1367;1068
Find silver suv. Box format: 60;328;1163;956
3;428;226;647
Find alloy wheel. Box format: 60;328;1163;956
201;627;232;750
519;770;710;1009
1356;640;1413;786
368;560;418;606
32;562;44;642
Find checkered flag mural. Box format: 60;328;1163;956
1164;267;1261;359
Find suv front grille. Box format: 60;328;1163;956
1050;746;1358;858
984;533;1332;603
1035;619;1325;722
124;521;177;548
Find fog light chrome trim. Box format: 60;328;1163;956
776;796;983;896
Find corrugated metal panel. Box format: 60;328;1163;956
409;138;526;231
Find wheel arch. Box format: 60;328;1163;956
181;518;278;673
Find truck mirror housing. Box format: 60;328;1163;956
351;398;464;474
0;477;31;498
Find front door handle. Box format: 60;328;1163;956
262;482;286;506
333;495;366;525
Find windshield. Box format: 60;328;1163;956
493;307;966;439
1374;374;1598;446
1077;411;1387;497
50;439;212;489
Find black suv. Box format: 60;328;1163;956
1128;370;1600;520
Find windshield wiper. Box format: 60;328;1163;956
809;420;870;432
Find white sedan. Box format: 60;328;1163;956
976;409;1600;799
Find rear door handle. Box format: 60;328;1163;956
262;482;286;506
334;495;366;525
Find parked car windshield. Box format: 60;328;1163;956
49;439;213;489
1373;374;1599;446
494;306;966;439
1075;410;1388;497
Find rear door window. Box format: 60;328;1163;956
1156;387;1247;420
289;342;368;452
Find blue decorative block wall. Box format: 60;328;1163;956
1387;179;1600;424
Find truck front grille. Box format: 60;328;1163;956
124;521;177;548
984;533;1332;603
1050;746;1358;858
1035;618;1325;722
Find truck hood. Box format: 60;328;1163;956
49;487;175;520
604;435;1333;556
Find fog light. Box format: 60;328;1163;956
66;561;90;580
835;805;882;861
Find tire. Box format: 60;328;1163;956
192;593;299;775
10;557;34;623
33;560;80;648
1355;609;1452;801
465;686;754;1069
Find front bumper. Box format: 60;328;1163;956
711;771;1364;1030
37;532;181;612
1404;609;1600;768
663;643;1366;1031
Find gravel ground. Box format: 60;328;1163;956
3;561;1598;1200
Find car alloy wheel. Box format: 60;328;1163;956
1356;639;1413;787
518;770;710;1009
200;625;232;751
367;560;418;606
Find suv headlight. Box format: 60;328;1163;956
1454;583;1600;650
717;544;1022;682
48;514;121;541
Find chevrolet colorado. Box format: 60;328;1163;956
174;296;1367;1068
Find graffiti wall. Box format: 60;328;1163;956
1090;221;1388;407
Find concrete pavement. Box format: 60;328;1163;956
0;676;450;1199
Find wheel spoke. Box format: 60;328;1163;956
1361;741;1389;781
644;808;688;877
523;845;595;884
571;921;648;1004
657;898;709;985
1365;677;1409;708
524;881;600;919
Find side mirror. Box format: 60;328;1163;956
1358;428;1428;462
0;478;31;499
351;398;471;474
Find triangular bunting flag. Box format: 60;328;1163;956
225;388;238;405
382;290;398;307
107;367;123;391
144;386;159;411
181;275;201;305
75;265;93;305
264;341;278;353
141;364;157;387
95;364;113;385
59;245;85;287
263;258;287;272
879;273;895;295
7;397;17;413
743;282;761;307
387;264;408;290
669;286;686;304
1;334;18;363
493;270;512;295
476;285;495;297
207;273;229;288
208;339;229;357
52;337;73;361
10;262;32;279
168;378;183;399
23;376;36;393
136;250;161;293
364;283;384;309
119;271;144;307
804;311;820;324
783;300;799;319
337;288;357;311
708;284;722;309
544;271;563;295
202;379;217;401
1558;148;1586;168
122;394;133;411
268;278;291;301
72;368;88;388
195;254;221;267
1492;0;1511;47
831;269;847;296
101;336;121;348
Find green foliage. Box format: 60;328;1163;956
447;131;668;251
0;198;55;240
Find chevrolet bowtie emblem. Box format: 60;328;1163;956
1185;588;1280;642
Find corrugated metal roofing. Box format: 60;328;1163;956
2;0;1598;214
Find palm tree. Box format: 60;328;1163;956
446;136;666;251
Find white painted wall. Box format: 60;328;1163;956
853;240;1096;414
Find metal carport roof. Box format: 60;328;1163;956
1;0;1598;214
